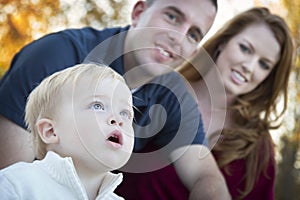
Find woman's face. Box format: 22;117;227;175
216;23;280;97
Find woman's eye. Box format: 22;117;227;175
92;102;104;111
239;44;251;54
259;60;271;70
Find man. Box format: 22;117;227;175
0;0;230;199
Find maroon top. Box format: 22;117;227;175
115;164;189;200
116;157;275;200
220;158;275;200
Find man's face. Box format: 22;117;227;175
125;0;217;69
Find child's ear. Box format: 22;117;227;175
131;1;147;27
36;118;59;144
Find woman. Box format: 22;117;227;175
177;7;294;199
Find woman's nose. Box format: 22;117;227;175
242;57;257;73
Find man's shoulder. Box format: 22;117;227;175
61;25;130;43
38;25;130;63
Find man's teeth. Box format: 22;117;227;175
233;71;246;82
158;47;170;57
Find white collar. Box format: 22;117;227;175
35;151;123;199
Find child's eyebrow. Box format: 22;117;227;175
90;94;105;99
84;94;108;102
88;95;133;107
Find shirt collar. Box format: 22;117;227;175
36;151;123;199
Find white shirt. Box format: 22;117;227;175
0;151;124;200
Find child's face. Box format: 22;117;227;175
53;76;134;171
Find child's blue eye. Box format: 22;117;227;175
92;102;104;111
120;110;131;119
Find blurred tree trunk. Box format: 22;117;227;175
0;0;63;73
275;0;300;199
276;129;300;199
0;0;132;78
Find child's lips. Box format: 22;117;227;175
106;130;123;149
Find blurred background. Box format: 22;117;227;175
0;0;299;199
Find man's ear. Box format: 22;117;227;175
36;118;59;144
131;1;147;27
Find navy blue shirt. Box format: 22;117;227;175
0;26;205;167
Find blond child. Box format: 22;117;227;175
0;63;134;200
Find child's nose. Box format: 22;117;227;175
108;116;123;126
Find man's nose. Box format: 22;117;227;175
168;25;190;43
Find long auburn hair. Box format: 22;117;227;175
177;7;294;199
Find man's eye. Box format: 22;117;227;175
168;13;176;21
165;12;179;24
92;103;104;111
188;30;202;43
